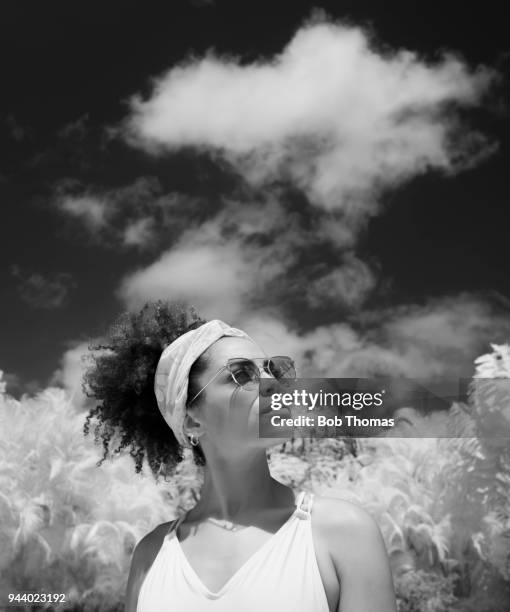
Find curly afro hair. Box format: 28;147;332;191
82;300;210;481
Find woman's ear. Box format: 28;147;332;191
183;412;206;439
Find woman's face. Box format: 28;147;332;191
187;336;289;454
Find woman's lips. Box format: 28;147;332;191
260;406;291;417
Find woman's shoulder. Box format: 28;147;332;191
311;496;397;610
311;496;388;572
312;495;376;530
312;496;379;545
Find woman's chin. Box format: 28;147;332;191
251;431;290;449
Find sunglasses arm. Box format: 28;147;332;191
188;365;227;406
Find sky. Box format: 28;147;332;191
1;0;509;401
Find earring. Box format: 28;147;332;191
189;434;199;447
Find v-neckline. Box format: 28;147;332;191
168;503;301;599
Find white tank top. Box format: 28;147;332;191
136;491;330;611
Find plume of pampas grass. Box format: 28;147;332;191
0;382;180;609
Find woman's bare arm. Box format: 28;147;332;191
323;499;398;612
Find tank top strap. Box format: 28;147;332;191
294;490;314;519
166;515;185;537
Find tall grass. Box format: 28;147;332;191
0;344;509;611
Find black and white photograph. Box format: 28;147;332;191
1;1;509;611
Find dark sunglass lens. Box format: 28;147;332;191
229;360;259;387
268;357;295;379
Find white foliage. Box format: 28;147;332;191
474;344;510;378
1;343;510;608
0;384;177;605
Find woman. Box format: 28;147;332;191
84;301;397;612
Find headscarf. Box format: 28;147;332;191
154;319;255;448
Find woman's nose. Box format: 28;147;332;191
259;370;280;396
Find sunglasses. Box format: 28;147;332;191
188;356;296;405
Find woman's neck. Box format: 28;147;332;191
188;449;291;521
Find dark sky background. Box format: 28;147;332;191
1;0;509;396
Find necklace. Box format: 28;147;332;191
205;516;246;532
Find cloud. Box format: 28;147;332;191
242;293;510;379
117;197;510;380
122;217;156;248
113;13;506;382
49;342;96;410
57;114;90;141
0;370;43;398
117;224;256;321
58;195;110;230
49;339;115;410
71;15;499;323
11;265;76;310
304;254;376;309
123;13;496;217
117;190;379;322
353;294;510;378
53;177;199;251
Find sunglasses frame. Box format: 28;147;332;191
188;356;296;406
